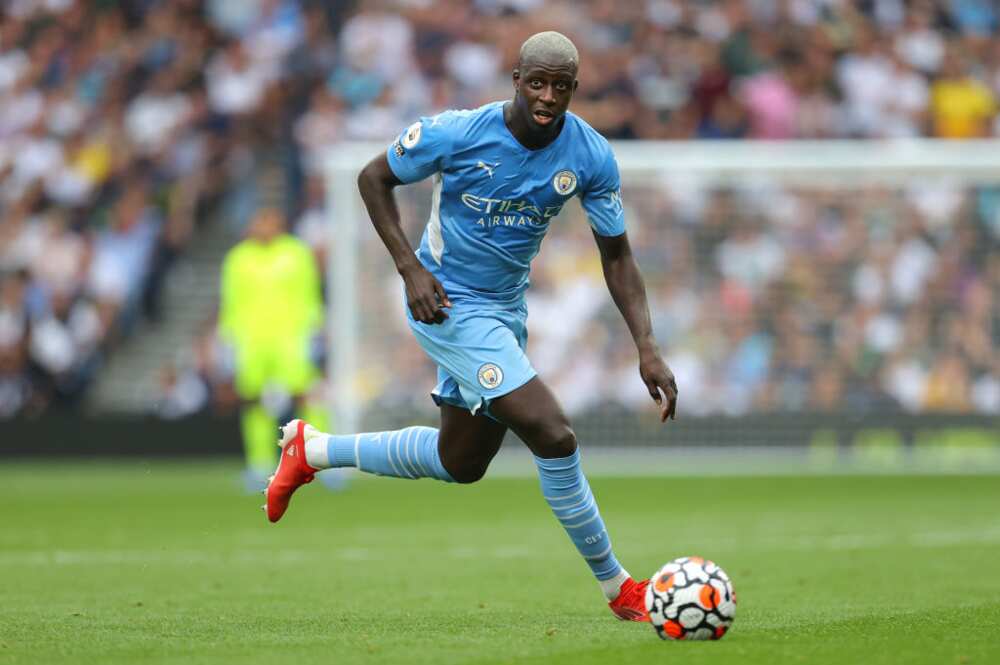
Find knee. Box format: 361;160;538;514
530;421;578;459
448;459;490;484
439;445;492;483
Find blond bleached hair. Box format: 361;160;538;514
518;31;579;69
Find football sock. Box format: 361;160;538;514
599;568;631;601
534;449;626;598
305;427;455;482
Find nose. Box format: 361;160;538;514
539;85;556;104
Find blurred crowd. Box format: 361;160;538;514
347;179;999;419
1;0;998;419
0;0;318;416
545;183;998;416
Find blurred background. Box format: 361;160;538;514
1;0;997;470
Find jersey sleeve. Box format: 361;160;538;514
385;113;455;184
580;147;626;237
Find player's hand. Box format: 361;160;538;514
639;352;678;422
401;264;451;324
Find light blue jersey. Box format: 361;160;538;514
387;101;625;305
386;101;625;414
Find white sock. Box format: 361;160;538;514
600;568;631;601
303;433;330;469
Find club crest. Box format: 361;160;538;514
552;170;577;195
477;363;504;390
402;121;422;149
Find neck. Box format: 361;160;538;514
503;101;564;150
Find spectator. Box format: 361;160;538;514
2;0;997;422
930;46;996;138
87;182;162;333
206;40;277;117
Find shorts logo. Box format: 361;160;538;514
402;121;422;149
552;170;577;195
477;363;504;390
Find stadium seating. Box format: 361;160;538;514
1;0;997;419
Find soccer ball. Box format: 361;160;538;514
645;556;736;641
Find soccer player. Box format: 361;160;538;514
264;32;678;621
219;208;327;489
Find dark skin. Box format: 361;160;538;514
357;54;677;480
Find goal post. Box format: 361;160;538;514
324;139;1000;467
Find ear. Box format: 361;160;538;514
512;67;520;91
572;79;579;93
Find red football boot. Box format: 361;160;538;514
608;577;651;622
263;419;319;523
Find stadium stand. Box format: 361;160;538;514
0;0;997;420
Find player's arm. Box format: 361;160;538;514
593;231;678;422
582;147;677;422
357;152;451;324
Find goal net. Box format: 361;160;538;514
325;140;1000;469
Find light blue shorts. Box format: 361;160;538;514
406;299;537;418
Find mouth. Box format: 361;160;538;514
532;108;555;125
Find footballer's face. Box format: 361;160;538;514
513;59;578;129
248;208;285;243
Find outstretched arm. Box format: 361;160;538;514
593;230;678;421
357;153;451;324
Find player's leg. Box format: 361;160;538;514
300;300;506;483
263;401;505;522
490;377;649;620
406;301;646;612
263;367;506;522
264;301;516;520
436;403;507;483
300;402;504;482
240;403;278;487
233;341;278;491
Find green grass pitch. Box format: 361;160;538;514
2;461;999;665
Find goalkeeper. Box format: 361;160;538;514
219;208;326;489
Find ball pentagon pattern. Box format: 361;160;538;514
644;556;736;641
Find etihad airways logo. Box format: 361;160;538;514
460;194;563;217
460;193;564;229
